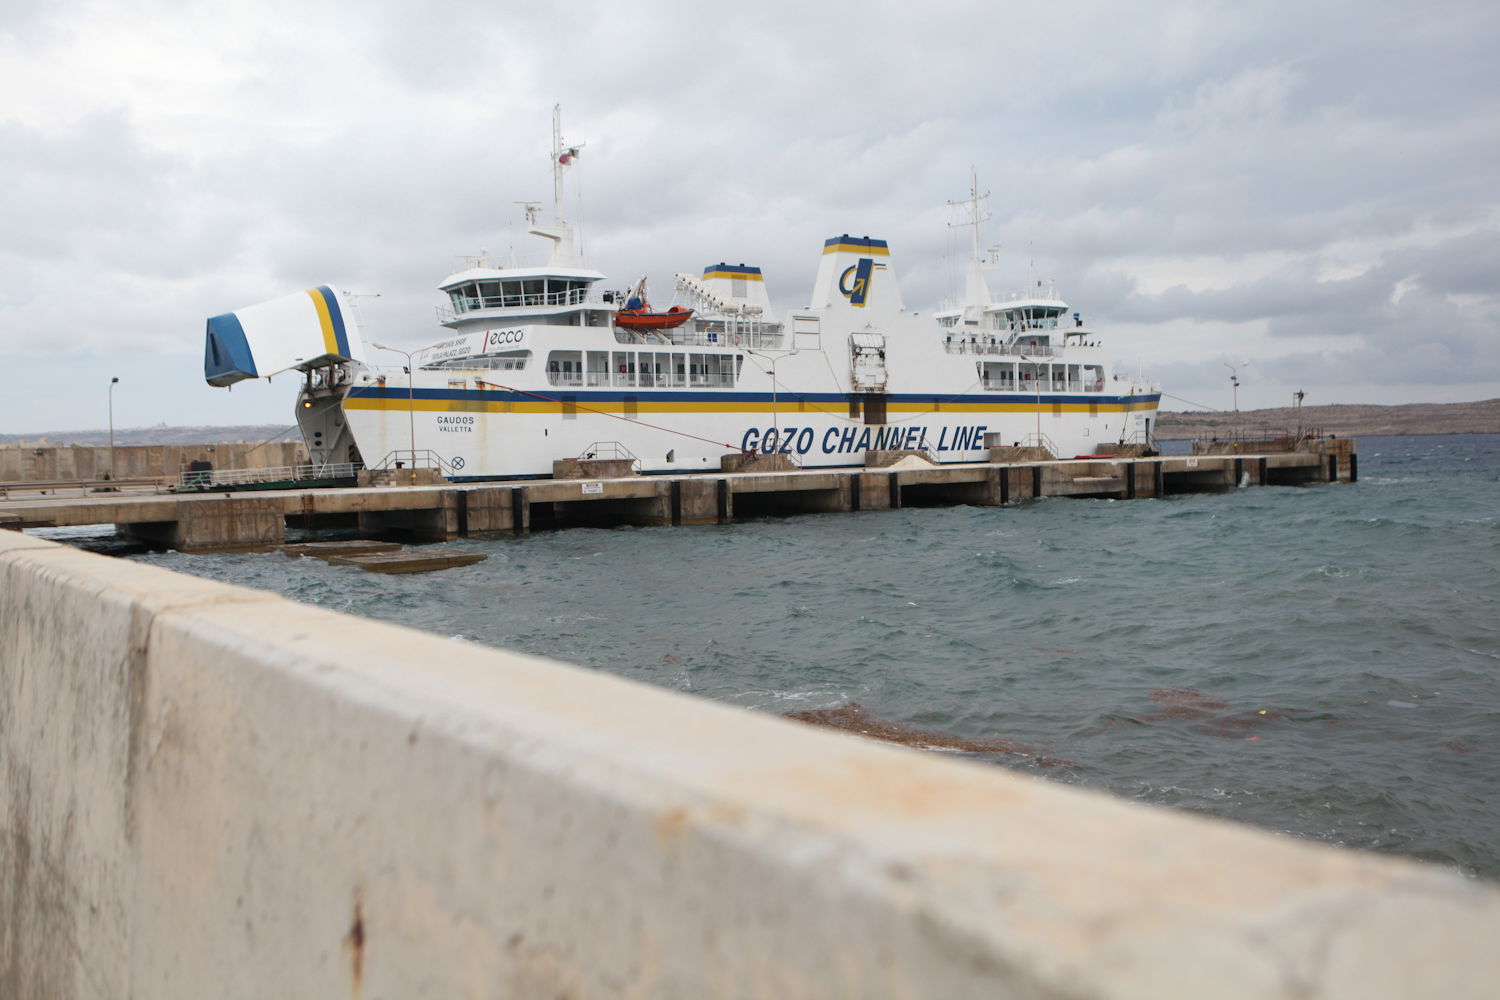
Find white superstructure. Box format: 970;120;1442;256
205;111;1160;480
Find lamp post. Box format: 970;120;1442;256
748;344;801;458
372;343;417;480
1223;361;1249;414
108;377;119;480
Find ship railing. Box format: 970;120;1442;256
945;339;1058;358
644;328;785;349
553;371;737;389
980;378;1105;393
176;461;364;490
607;325;785;351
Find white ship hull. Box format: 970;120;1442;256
314;337;1159;479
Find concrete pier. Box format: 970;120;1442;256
3;527;1497;998
0;445;1356;552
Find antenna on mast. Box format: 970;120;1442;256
550;104;585;225
947;167;994;311
529;106;586;265
946;166;991;259
515;201;542;226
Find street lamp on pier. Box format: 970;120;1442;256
108;377;119;480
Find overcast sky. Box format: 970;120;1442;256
3;0;1497;436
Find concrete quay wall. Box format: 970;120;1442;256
0;449;1355;552
4;532;1499;998
0;441;307;484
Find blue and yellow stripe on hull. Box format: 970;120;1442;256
342;387;1161;417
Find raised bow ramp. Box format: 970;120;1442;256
204;285;364;387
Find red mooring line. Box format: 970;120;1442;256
474;378;747;453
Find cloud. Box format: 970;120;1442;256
2;0;1498;432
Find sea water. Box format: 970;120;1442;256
128;434;1500;879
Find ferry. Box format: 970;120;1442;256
204;111;1160;480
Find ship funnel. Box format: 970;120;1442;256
808;235;904;316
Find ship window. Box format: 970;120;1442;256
547;351;583;386
522;279;545;306
612;351;633;386
548;278;586;305
586;350;610;386
478;282;503;308
488;350;529;370
981;362;1015;389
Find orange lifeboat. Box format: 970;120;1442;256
613;304;694;330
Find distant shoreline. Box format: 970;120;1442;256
1154;398;1498;440
2;399;1495;447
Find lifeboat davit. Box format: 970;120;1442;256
613;304;694;330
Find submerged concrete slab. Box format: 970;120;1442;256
279;540;404;559
326;549;487;573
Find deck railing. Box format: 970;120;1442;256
177;462;364;490
945;340;1059;357
549;371;737;389
980;378;1107;393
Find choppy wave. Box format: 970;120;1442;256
131;434;1500;879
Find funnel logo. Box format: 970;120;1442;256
838;258;885;307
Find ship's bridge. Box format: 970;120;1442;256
984;297;1077;334
437;264;610;328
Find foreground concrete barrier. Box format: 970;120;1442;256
3;532;1498;998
